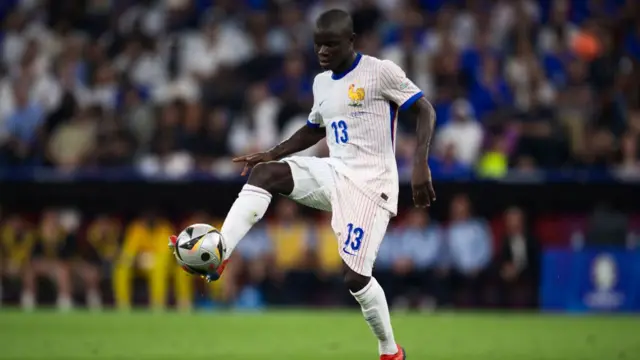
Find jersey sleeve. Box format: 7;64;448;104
307;76;324;128
379;60;424;111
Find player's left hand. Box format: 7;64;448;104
411;161;436;208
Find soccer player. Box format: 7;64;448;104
171;9;436;359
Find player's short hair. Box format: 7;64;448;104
316;9;354;35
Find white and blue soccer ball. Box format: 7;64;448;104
173;224;226;275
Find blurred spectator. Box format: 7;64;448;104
496;207;540;308
538;0;577;57
393;209;448;310
139;100;189;176
372;225;397;304
232;83;279;156
429;143;473;179
93;114;137;168
585;203;629;247
46;106;97;170
117;0;166;38
114;38;166;90
477;134;509;178
445;194;492;307
0;214;36;307
313;212;344;306
434;98;483;166
266;200;314;305
180;12;252;83
79;62;118;111
0;79;44;165
507;38;557;113
269;52;312;106
80;214;122;309
123;87;155;157
430;36;463;116
556;58;592;158
230;225;271;309
22;210;76;311
615;132;640;179
467;53;514;122
113;211;191;310
268;4;311;54
180;107;234;174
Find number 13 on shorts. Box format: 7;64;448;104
342;223;364;255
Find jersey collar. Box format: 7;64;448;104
331;53;362;80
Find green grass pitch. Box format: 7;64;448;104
0;310;637;360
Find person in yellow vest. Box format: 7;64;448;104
266;199;315;305
23;210;75;311
79;214;122;309
477;136;508;179
113;211;189;310
0;214;36;308
313;211;344;305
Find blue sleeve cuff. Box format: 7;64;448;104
399;91;424;111
306;120;321;128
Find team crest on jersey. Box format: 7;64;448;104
347;84;365;107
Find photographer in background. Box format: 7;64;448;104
80;214;122;309
0;213;36;307
22;210;76;311
113;211;187;310
497;207;540;308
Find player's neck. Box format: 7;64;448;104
332;52;359;75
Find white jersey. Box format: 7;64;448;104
306;54;423;215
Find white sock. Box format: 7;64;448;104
57;295;73;311
351;277;398;355
220;184;272;259
21;292;35;311
87;290;102;310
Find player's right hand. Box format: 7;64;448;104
232;151;276;176
411;162;436;208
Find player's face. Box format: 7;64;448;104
313;28;352;71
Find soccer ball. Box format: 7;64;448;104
173;224;226;275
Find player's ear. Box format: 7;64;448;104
349;33;355;44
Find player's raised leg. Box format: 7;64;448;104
218;162;293;264
333;178;405;359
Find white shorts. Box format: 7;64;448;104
281;156;392;276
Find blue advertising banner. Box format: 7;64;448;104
541;249;640;312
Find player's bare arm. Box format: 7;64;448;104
409;96;437;208
233;125;326;176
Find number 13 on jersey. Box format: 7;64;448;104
331;120;349;144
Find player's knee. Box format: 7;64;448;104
343;266;370;293
246;163;280;192
247;163;293;195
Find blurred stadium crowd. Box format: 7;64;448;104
1;195;638;311
0;0;639;179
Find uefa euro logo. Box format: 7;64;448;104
584;254;624;309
